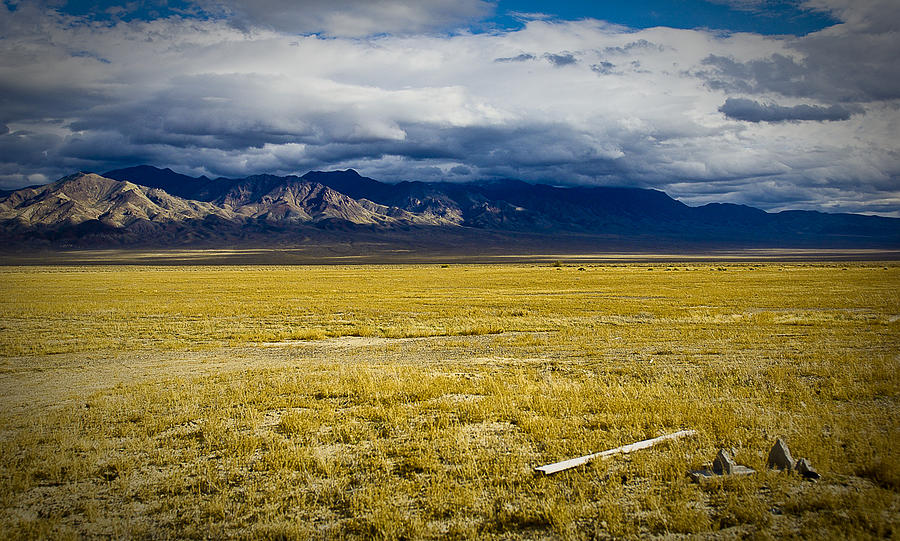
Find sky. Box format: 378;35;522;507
0;0;898;215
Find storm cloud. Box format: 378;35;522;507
719;98;860;122
0;0;898;215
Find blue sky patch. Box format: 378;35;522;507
51;0;839;36
487;0;838;35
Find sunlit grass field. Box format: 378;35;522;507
0;262;897;538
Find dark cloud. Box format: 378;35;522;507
700;54;825;98
719;97;861;122
591;62;615;75
63;73;414;152
700;21;900;104
794;32;900;102
0;127;96;188
494;53;535;63
601;39;664;55
0;129;67;169
0;76;110;124
803;0;900;34
60;130;178;165
544;53;577;67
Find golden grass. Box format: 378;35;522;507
2;263;897;356
0;262;898;538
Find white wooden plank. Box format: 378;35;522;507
535;429;697;475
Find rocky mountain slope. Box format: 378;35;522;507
1;166;898;250
0;173;229;229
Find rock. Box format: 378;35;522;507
796;458;820;480
691;448;755;482
713;449;737;475
690;445;760;482
768;438;796;471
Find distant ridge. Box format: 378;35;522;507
103;165;214;200
0;165;897;250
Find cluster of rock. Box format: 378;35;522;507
691;438;819;482
767;438;820;480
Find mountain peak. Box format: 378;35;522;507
302;168;363;179
54;172;136;200
58;171;109;182
301;168;388;202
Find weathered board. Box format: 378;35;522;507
535;429;698;475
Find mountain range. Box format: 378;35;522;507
1;165;898;252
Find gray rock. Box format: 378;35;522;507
691;448;755;482
796;457;820;480
768;438;796;471
713;449;736;475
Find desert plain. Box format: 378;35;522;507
0;258;897;539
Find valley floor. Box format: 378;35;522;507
0;263;897;539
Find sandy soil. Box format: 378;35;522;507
0;333;535;426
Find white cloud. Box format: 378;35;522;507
192;0;495;37
0;1;897;214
